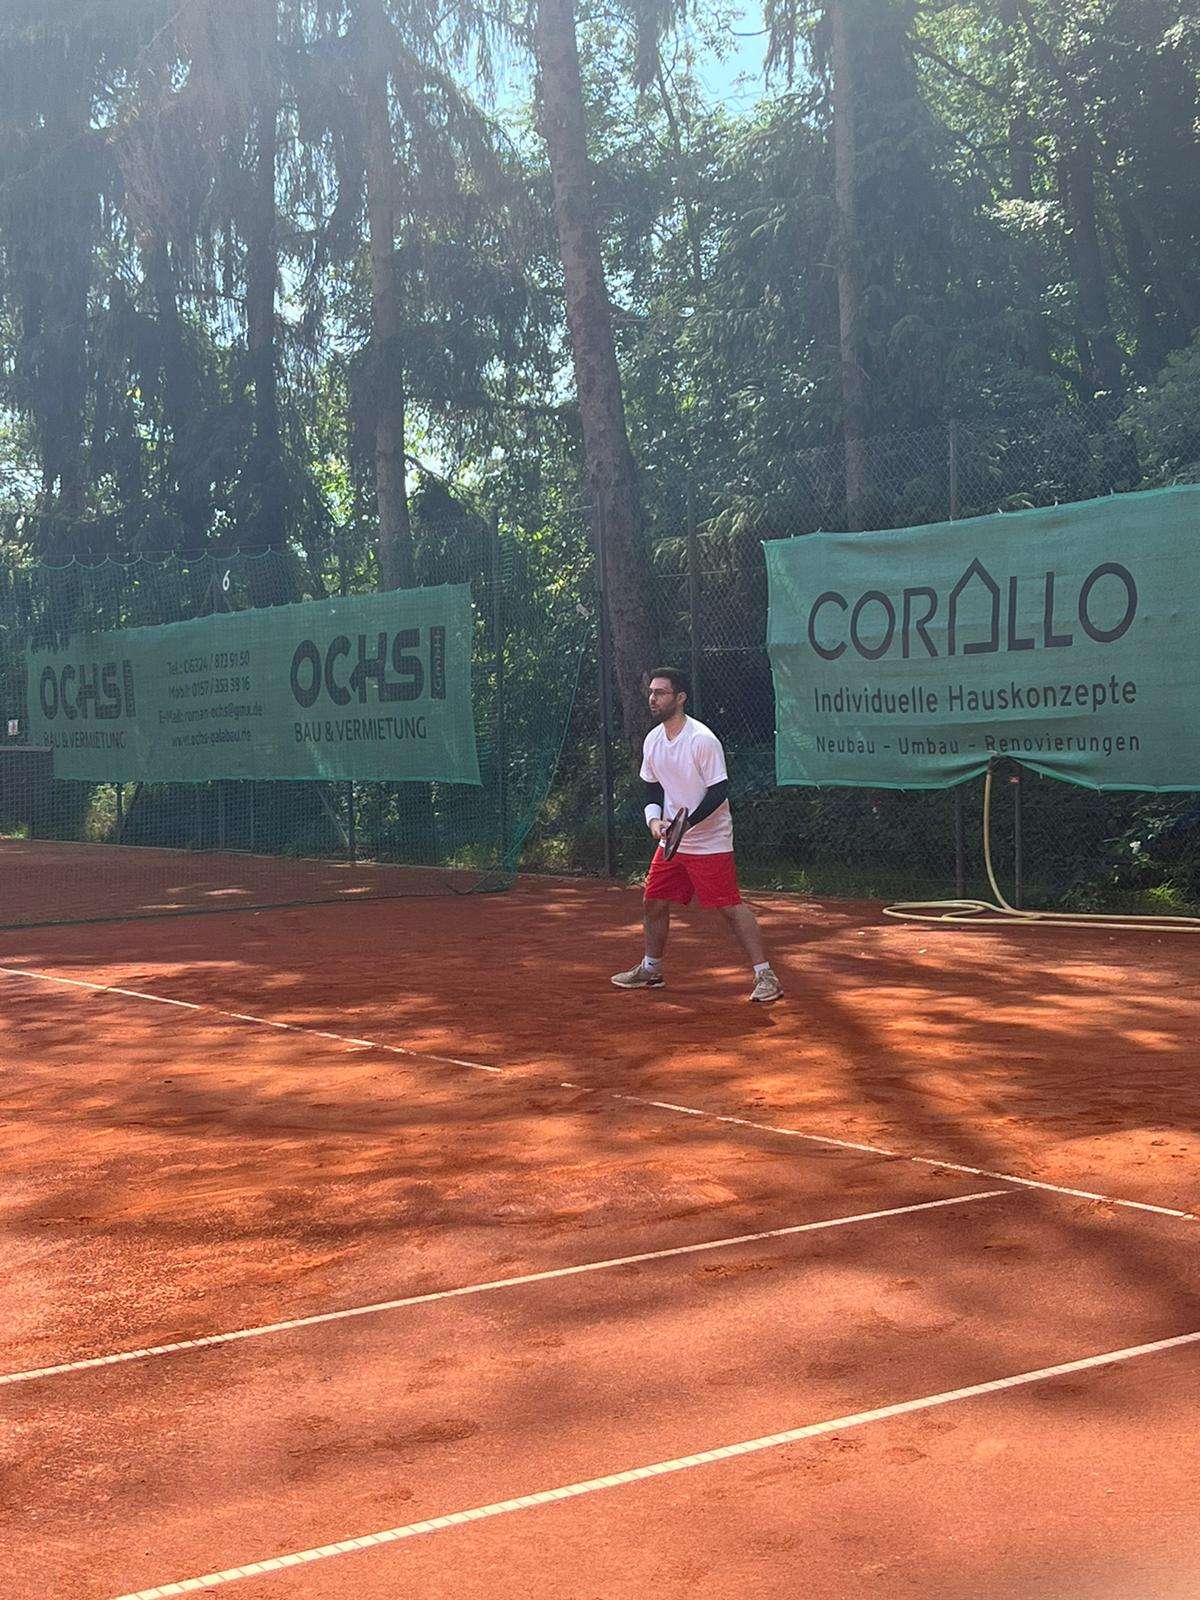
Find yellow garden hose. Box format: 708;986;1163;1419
884;767;1200;932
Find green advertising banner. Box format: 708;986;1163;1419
766;484;1200;792
27;585;481;786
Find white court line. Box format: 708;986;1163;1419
609;1095;1200;1224
3;964;1197;1222
109;1325;1200;1599
0;968;502;1074
0;1191;1006;1388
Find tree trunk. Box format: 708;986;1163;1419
32;70;94;542
1008;114;1053;379
357;0;415;591
243;0;285;554
532;0;659;742
1058;146;1124;398
829;0;868;530
52;243;90;530
145;236;211;546
1117;200;1175;381
654;58;704;300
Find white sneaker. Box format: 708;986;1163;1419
611;961;665;990
750;967;784;1003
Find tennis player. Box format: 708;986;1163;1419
611;668;784;1003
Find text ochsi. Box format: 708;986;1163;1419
38;660;136;721
289;628;447;708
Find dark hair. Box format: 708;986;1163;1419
647;666;690;699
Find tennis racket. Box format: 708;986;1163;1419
660;807;689;861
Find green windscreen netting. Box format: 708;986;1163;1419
0;535;584;928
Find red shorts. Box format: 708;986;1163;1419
644;848;742;909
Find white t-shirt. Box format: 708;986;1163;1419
640;717;733;855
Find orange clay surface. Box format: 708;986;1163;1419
3;874;1199;1600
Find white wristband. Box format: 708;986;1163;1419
644;804;663;826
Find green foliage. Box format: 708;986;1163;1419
1;0;1198;568
1120;338;1200;485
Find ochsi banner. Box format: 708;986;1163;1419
28;584;481;786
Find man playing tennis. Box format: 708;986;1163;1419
611;668;784;1003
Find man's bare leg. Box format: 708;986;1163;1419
719;901;768;967
644;897;671;960
612;898;672;988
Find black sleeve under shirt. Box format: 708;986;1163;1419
687;778;730;828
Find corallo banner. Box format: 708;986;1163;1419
27;584;481;786
766;484;1198;791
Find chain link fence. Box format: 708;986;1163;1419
525;400;1200;912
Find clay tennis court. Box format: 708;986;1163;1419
3;856;1200;1599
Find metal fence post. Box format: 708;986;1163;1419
490;507;509;857
594;501;617;879
686;477;703;720
948;417;960;522
1011;769;1024;908
950;419;965;895
346;781;358;864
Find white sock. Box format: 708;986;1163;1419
754;962;771;977
644;955;663;972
